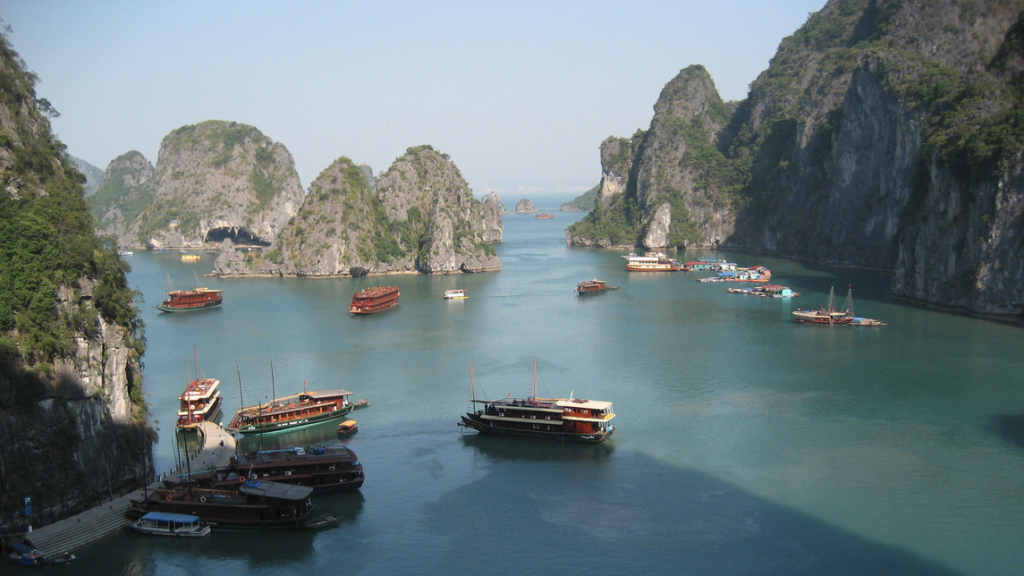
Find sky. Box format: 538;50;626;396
1;0;827;200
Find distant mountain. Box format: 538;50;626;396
215;145;501;277
68;155;104;196
92;120;304;249
568;0;1024;320
560;183;599;212
514;198;537;213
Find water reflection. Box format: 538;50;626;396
459;433;615;463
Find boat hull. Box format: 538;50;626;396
460;414;615;443
350;286;400;314
229;403;354;435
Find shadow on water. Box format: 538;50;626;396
987;414;1024;450
417;448;963;576
458;432;615;462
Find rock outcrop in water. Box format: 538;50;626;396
480;191;507;242
0;32;150;527
514;198;537;213
215;146;500;276
91;120;305;249
568;0;1024;321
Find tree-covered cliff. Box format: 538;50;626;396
569;0;1024;320
215;145;500;276
0;31;150;528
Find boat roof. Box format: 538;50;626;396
303;389;353;399
239;480;314;501
553;398;613;410
140;511;201;523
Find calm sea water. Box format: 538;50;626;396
50;209;1024;575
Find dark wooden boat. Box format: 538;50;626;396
349;285;400;314
459;358;616;443
169;445;364;495
130;480;320;529
226;389;355;436
575;279;617;294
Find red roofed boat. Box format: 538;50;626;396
157;272;223;313
349;285;400;314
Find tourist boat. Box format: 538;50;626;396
174;445;365;494
132;511;211;537
129;480;324;529
180;253;201;262
157;272;223;313
226;389;356;436
176;376;223;430
536;213;554;219
337;420;358;436
350;285;400;314
622;252;682;271
444;289;468;300
793;286;854;325
458;358;616;443
575;279;616;294
118;249;134;256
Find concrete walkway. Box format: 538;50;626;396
26;422;236;557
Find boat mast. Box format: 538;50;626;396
270;360;277;405
531;356;537;400
470;363;476;405
236;366;244;410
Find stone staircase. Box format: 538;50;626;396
25;422;237;557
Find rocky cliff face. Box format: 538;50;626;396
569;0;1024;320
92;120;305;249
215;146;500;276
0;34;150;528
90;151;157;244
480;191;506;242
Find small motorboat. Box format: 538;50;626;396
444;289;468;300
337;419;358;436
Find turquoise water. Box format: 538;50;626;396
50;210;1024;575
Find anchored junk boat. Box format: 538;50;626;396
176;349;223;430
129;480;323;529
176;376;223;430
172;445;365;494
350;285;400;314
459;358;616;443
793;286;854;325
157;272;223;313
227;389;355;436
575;279;616;294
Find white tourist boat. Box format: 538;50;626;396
132;511;211;537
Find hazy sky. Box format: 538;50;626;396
1;1;826;199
